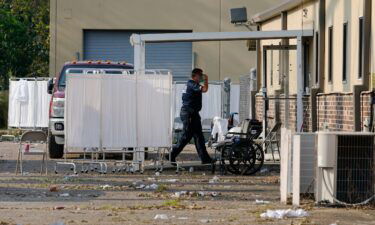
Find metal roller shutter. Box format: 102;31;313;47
84;30;192;81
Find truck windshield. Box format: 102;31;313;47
58;64;133;90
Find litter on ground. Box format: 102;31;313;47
59;193;70;197
154;214;168;220
260;209;309;219
255;199;270;204
209;176;219;183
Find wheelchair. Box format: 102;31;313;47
211;119;264;175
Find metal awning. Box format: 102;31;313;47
130;29;314;131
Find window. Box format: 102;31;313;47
315;32;319;84
304;43;310;92
358;17;364;79
328;26;333;83
270;49;273;86
342;22;348;82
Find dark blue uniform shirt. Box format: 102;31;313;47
182;80;202;113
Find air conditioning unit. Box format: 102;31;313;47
316;132;375;204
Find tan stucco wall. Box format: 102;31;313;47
325;0;365;93
261;1;318;95
49;0;282;83
260;0;318;95
372;0;375;89
260;16;282;95
259;0;371;94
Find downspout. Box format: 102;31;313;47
353;0;371;131
281;11;289;129
252;25;262;120
310;0;326;132
263;48;268;137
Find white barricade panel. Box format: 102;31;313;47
35;80;50;127
201;84;222;123
8;81;20;127
65;75;101;148
137;74;172;147
8;79;51;128
230;84;240;114
102;76;137;148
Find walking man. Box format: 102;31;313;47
169;68;214;165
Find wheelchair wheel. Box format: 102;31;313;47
244;143;264;175
227;143;256;175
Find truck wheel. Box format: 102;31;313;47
48;135;64;159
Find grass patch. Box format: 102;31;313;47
162;199;182;207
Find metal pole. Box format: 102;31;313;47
262;49;268;138
296;36;304;131
131;34;146;72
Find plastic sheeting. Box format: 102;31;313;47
8;79;51;128
137;75;172;147
65;75;101;148
65;73;172;150
211;117;228;142
174;83;222;130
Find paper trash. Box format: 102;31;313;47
260;209;309;219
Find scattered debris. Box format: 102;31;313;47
49;185;59;192
164;179;178;183
63;174;78;181
136;183;159;190
260;209;309;219
178;217;188;220
101;184;112;190
189;167;194;173
59;193;70;197
200;219;211;223
209;176;219;183
255;199;270;204
135;184;146;189
147;183;159;190
154;214;168;220
260;168;268;173
172;191;220;198
53;206;65;210
155;172;160;176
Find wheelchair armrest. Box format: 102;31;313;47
227;132;247;135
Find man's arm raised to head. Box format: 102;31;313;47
201;74;208;93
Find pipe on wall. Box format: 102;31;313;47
353;0;372;131
281;11;289;129
310;0;325;132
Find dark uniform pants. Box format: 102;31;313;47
172;107;211;162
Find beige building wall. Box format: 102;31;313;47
372;0;375;89
259;0;370;94
260;16;282;96
50;0;283;82
325;0;365;93
260;0;318;95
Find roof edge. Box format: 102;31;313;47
251;0;313;24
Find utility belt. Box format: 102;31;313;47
181;106;200;115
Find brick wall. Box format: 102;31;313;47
255;94;312;132
361;92;373;129
317;93;354;131
255;92;373;132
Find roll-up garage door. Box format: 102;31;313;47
83;30;192;81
